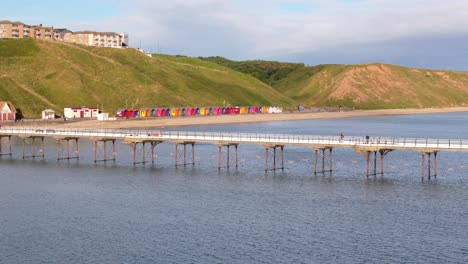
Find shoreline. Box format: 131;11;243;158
9;107;468;129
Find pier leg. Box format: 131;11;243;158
151;142;156;164
9;136;12;156
227;146;230;168
428;153;431;180
265;148;268;172
76;139;79;159
421;153;425;181
434;152;438;178
235;145;238;168
366;151;370;177
66;140;70;160
192;143;195;166
373;151;377;176
133;143;137;164
22;139;25;159
103;140;107;162
314;149;318;175
218;145;222;170
31;138;35;158
142;142;146;164
380;151;385;175
183;144;187;166
175;144;178;167
56;140;60;160
41;138;45;157
94;141;97;162
273;147;277;170
329;148;333;172
322;149;325;173
281;146;284;170
112;140;116;161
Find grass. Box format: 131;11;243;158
0;39;294;118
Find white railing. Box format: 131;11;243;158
2;127;468;151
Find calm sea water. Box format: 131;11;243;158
1;113;468;263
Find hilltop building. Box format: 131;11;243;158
0;20;128;48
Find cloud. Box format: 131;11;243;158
80;0;468;68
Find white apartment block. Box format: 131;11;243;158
0;20;128;48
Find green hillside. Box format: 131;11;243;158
3;39;468;118
0;39;294;118
201;57;468;109
200;56;304;87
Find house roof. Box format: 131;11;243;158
0;20;13;24
42;109;55;113
0;101;17;113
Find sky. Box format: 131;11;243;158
2;0;468;70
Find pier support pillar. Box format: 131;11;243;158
217;143;239;170
264;145;285;172
0;135;13;157
314;149;318;175
150;141;162;164
379;150;393;176
357;149;393;177
22;136;45;159
313;147;333;174
421;151;438;181
56;138;79;161
174;142;196;167
373;151;377;175
94;139;116;163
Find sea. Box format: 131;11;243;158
1;112;468;264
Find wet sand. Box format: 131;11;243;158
23;107;468;129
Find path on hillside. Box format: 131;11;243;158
6;77;61;110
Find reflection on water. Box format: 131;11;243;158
1;113;468;263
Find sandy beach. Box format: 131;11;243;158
13;106;466;130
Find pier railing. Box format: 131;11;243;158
2;126;468;151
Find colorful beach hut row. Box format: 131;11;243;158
115;106;282;118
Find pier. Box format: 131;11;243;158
2;126;468;180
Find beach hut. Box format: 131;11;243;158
209;107;213;115
41;109;55;120
166;108;171;116
182;108;186;116
0;101;16;121
133;110;139;118
151;108;156;117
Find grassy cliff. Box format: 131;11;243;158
201;57;468;110
0;39;294;118
3;39;468;118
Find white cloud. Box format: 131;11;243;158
81;0;468;62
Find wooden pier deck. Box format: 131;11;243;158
2;126;468;179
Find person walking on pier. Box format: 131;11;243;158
340;132;344;141
365;135;369;144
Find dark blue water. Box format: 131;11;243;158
1;113;468;263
